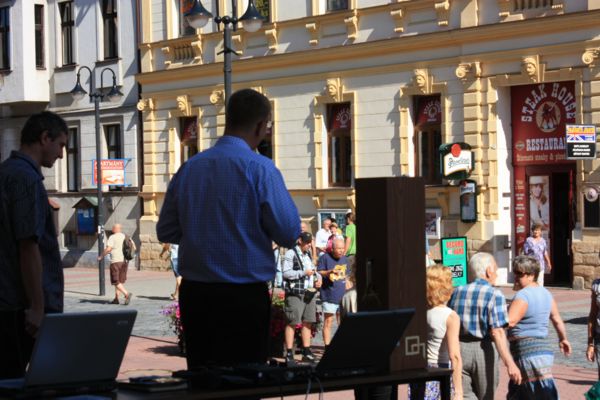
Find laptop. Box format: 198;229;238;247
314;308;414;378
0;310;136;398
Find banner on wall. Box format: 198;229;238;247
415;96;442;126
181;117;198;142
92;159;129;186
327;103;351;131
511;81;576;166
441;237;468;287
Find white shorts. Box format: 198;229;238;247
322;301;340;314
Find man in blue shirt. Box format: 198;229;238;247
448;252;522;399
157;89;300;369
0;112;68;379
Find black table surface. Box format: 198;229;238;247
114;368;452;399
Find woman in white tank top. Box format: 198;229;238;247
410;265;463;400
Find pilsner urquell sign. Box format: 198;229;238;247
439;142;474;180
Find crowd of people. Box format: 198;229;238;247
0;92;596;400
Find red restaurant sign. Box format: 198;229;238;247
511;81;576;166
415;96;441;126
327;103;351;131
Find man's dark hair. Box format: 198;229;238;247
21;111;68;145
225;89;271;131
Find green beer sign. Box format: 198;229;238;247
441;237;468;287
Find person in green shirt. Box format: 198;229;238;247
344;212;356;267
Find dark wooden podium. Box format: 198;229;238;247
355;177;428;371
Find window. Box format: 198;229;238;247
34;5;44;68
59;1;74;65
326;103;352;187
414;96;442;185
179;0;196;36
584;197;600;228
67;127;79;192
255;0;270;23
0;6;9;70
327;0;348;11
104;124;122;159
180;117;198;163
104;124;122;191
102;0;118;59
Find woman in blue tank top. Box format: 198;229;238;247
507;255;572;399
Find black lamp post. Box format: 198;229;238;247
185;0;264;107
70;66;123;296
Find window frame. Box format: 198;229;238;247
101;0;118;60
179;116;198;164
0;6;10;71
59;1;75;66
415;125;442;185
34;4;44;68
326;102;352;188
103;123;122;191
326;0;348;12
66;127;79;192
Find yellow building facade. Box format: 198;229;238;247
137;0;600;287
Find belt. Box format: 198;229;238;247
459;335;489;342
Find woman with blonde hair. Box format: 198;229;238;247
410;265;463;400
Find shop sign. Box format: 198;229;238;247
439;142;473;180
92;159;129;186
566;124;597;159
181;117;198;142
511;81;576;166
416;96;442;126
441;237;468;287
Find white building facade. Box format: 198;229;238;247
137;1;600;286
0;0;142;268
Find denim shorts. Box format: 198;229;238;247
322;301;340;314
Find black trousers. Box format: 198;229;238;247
0;310;34;379
179;280;270;370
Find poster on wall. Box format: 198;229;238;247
92;159;129;186
441;237;468;287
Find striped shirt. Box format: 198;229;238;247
448;278;508;339
157;135;300;284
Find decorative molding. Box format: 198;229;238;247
552;0;564;11
455;62;482;82
210;89;226;114
176;95;191;116
497;0;511;18
389;7;405;33
161;46;173;68
521;55;545;83
400;69;444;96
312;195;322;209
231;34;245;55
190;38;203;63
344;10;358;41
305;22;320;46
324;77;343;103
582;48;600;66
346;193;356;211
136;98;155;112
434;0;450;27
265;23;278;52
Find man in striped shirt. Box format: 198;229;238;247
448;252;522;399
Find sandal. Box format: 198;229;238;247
124;293;133;305
109;298;119;305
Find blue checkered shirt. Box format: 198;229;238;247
157;135;300;284
448;278;508;339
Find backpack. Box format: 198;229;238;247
122;236;134;261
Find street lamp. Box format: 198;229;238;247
185;0;264;106
70;66;123;296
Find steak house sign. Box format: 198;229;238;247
512;81;576;166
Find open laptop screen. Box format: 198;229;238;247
316;308;414;377
25;310;136;387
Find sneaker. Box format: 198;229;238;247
284;351;296;366
124;293;133;306
109;298;119;305
302;348;316;363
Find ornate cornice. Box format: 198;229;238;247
176;95;191;116
324;78;343;102
455;62;481;82
434;0;450;27
582;48;600;66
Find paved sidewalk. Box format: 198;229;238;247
64;267;599;399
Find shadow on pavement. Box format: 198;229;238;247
136;295;172;301
147;345;185;357
564;316;587;325
77;299;112;305
65;290;100;296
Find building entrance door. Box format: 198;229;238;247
525;166;575;286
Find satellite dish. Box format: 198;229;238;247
585;186;599;202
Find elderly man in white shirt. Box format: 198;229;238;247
315;218;332;257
